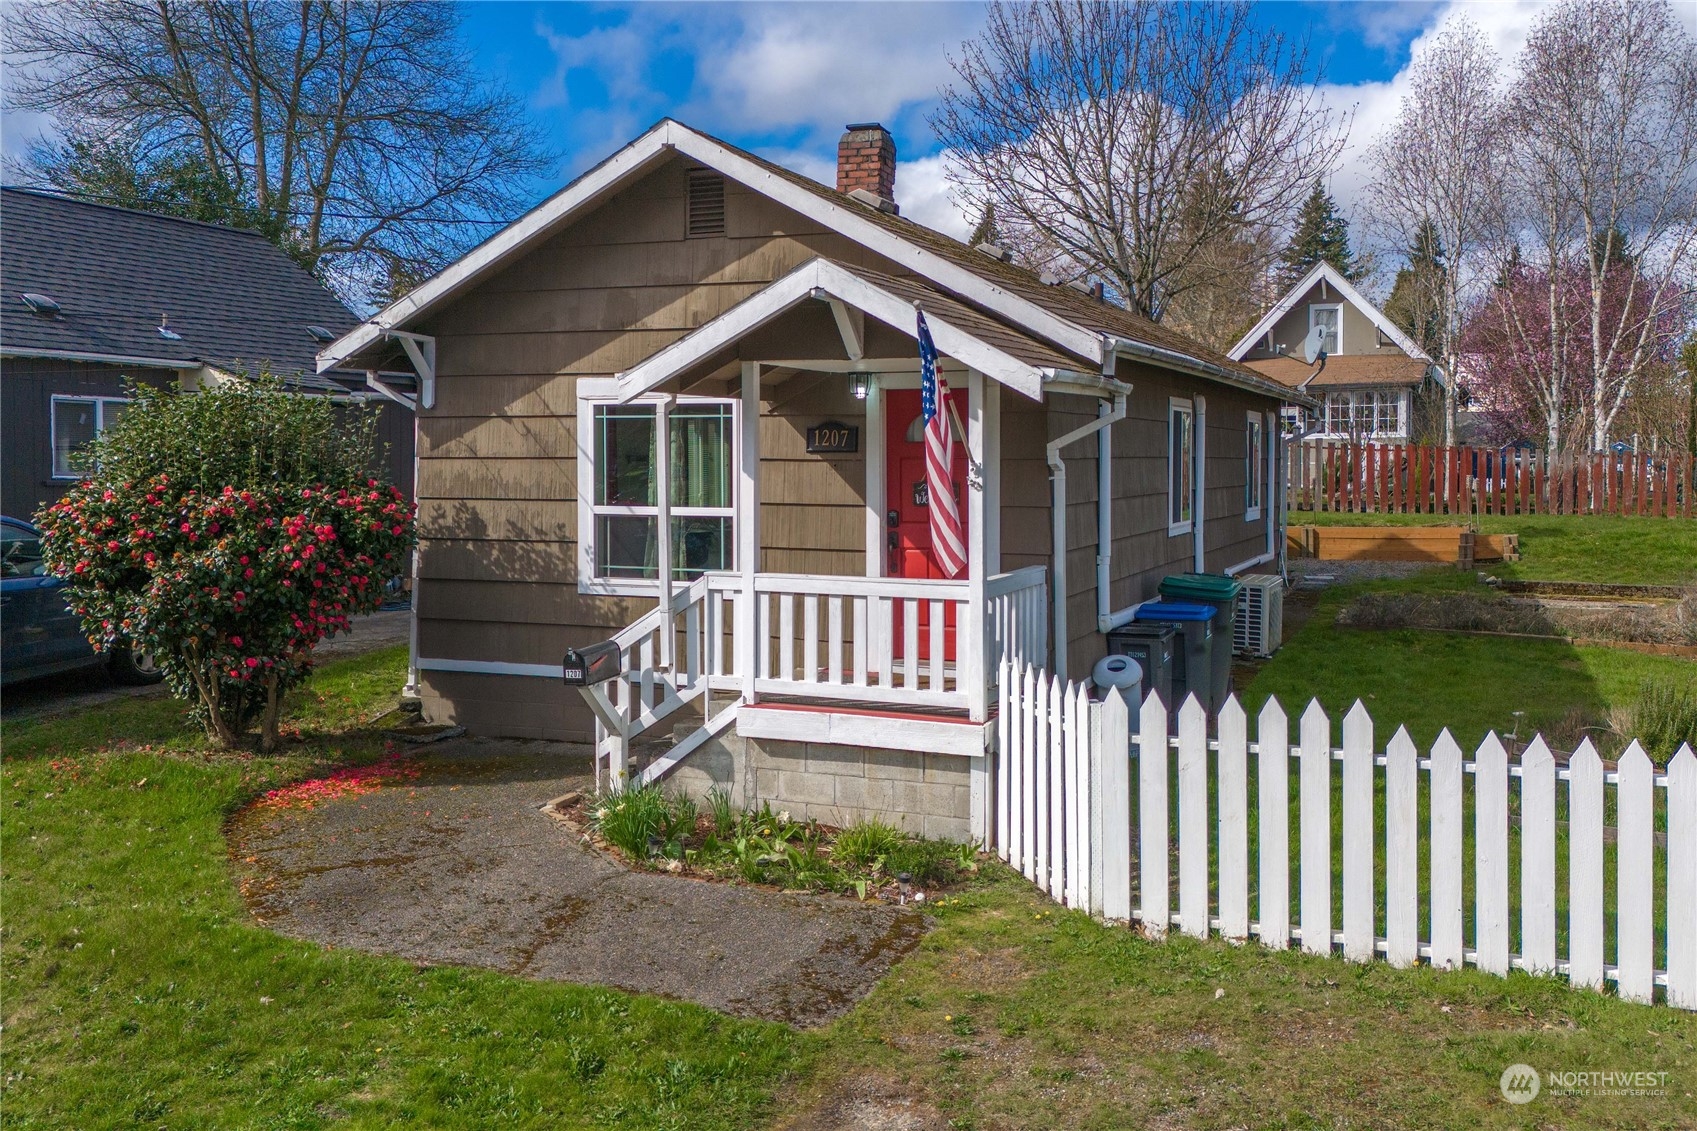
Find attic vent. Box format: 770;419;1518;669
158;313;183;342
20;292;60;315
307;325;336;343
687;170;725;238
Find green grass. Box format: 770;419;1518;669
2;647;796;1129
1298;512;1697;587
7;643;1697;1129
1245;576;1697;752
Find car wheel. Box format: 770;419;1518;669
109;644;165;686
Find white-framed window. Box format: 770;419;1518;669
1309;303;1342;355
50;395;130;478
1321;390;1405;438
1244;411;1264;521
1168;397;1194;536
577;394;737;594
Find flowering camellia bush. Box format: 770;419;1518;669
36;376;414;751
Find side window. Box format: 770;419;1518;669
1168;399;1194;535
1245;412;1264;521
51;395;129;478
0;523;46;579
1309;304;1341;355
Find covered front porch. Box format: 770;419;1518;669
574;258;1108;792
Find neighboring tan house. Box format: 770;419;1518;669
1227;261;1444;444
0;188;414;522
318;119;1310;843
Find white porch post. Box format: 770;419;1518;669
737;363;761;702
655;395;673;668
966;369;988;723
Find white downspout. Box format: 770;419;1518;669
1193;395;1207;573
1046;392;1126;683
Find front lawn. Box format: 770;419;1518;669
6;644;1696;1129
1297;512;1697;587
1;647;795;1130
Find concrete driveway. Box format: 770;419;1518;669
227;738;927;1026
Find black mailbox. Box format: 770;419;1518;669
562;641;622;686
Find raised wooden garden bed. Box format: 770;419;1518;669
1287;525;1519;567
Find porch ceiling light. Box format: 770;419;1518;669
851;373;870;400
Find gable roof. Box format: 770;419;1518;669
318;118;1298;405
1226;260;1431;365
0;187;358;389
615;257;1093;404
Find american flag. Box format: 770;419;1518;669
918;310;966;577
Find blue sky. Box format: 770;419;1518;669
2;2;1563;242
445;0;1545;240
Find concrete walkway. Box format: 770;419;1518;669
228;738;927;1026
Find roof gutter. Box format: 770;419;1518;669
1;346;197;370
1107;336;1318;410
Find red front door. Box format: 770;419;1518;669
885;388;968;660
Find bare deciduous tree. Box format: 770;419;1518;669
931;0;1347;325
1364;17;1503;444
7;1;553;305
1481;0;1697;455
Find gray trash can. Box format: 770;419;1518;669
1105;622;1174;711
1132;601;1216;713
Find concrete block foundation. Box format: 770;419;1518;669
664;726;977;843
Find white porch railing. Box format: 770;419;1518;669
582;567;1049;786
997;658;1697;1009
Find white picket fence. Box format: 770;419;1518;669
995;659;1697;1008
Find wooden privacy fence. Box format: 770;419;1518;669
1286;441;1696;517
995;659;1697;1007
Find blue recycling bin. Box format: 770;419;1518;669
1133;600;1216;713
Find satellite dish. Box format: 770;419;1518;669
1302;324;1328;365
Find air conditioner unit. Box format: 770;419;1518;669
1234;573;1285;658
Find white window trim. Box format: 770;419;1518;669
575;390;739;597
1316;389;1408;440
1167;396;1195;537
1309;302;1343;355
1244;410;1264;522
50;394;130;479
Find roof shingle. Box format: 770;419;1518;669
0;188;357;388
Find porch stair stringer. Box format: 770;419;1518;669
637;702;739;786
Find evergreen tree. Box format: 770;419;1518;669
968;202;1001;248
1280;180;1362;285
1383;218;1447;358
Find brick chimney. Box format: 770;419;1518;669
837;123;897;211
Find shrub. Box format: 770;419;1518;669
1628;676;1697;764
35;377;411;751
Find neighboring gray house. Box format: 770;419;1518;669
1227;261;1445;443
0;188;414;520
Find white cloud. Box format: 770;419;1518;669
894;153;970;239
684;3;983;143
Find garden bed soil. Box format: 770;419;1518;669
226;738;928;1026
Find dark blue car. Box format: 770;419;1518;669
1;516;161;687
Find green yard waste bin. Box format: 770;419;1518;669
1158;573;1241;711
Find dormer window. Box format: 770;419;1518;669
687;170;725;238
20;292;60;316
1309;304;1341;355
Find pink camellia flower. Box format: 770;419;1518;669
180;522;192;533
244;657;261;669
230;635;243;647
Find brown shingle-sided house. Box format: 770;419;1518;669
319;119;1311;842
0;188;414;522
1227;261;1445;444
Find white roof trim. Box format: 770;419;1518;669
317;119;1104;375
615;258;1048;402
1226;261;1430;363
